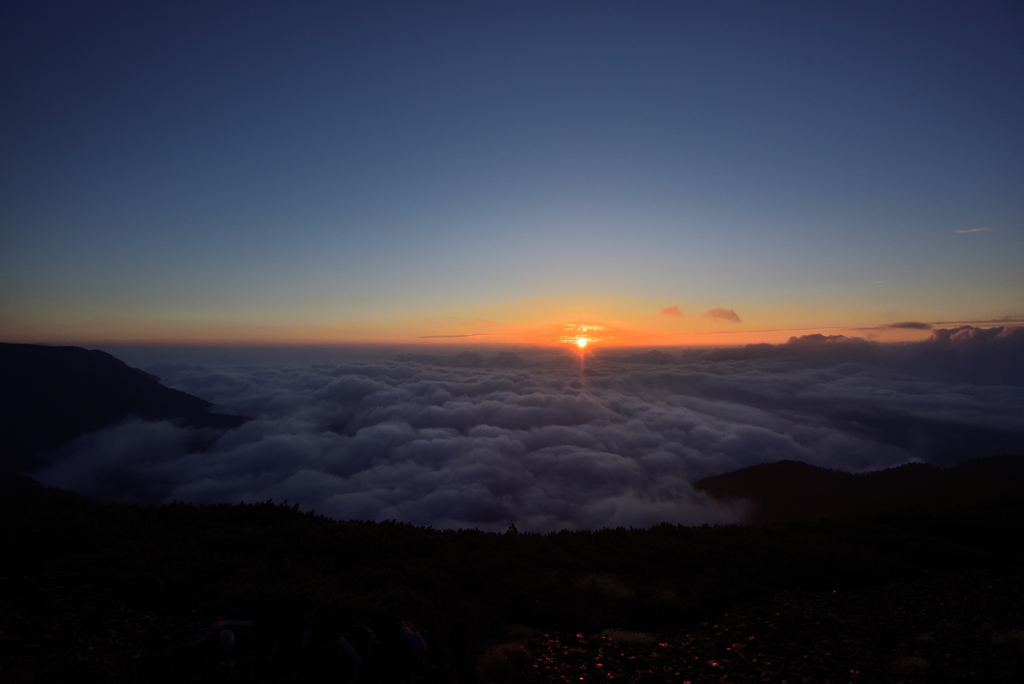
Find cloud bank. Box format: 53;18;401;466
885;321;933;330
705;308;741;323
34;327;1024;532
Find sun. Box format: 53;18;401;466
576;337;588;348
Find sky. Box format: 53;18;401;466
2;1;1023;346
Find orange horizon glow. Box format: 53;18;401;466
0;323;965;348
3;306;1013;349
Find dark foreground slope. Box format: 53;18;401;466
2;486;1023;683
0;343;247;474
695;456;1024;524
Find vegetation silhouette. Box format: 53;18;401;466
2;466;1023;681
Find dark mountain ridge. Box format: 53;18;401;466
0;343;247;474
695;455;1024;524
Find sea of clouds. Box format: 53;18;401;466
34;326;1024;532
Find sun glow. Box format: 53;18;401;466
576;337;588;348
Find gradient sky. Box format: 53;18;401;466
2;1;1022;346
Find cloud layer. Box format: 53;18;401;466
35;327;1024;532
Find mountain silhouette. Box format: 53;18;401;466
695;456;1024;524
0;343;247;474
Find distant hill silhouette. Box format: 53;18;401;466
0;343;247;474
0;471;85;502
695;456;1024;524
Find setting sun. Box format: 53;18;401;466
576;337;588;348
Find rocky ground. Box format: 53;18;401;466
4;566;1022;682
517;568;1024;683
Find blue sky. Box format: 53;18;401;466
2;1;1022;344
